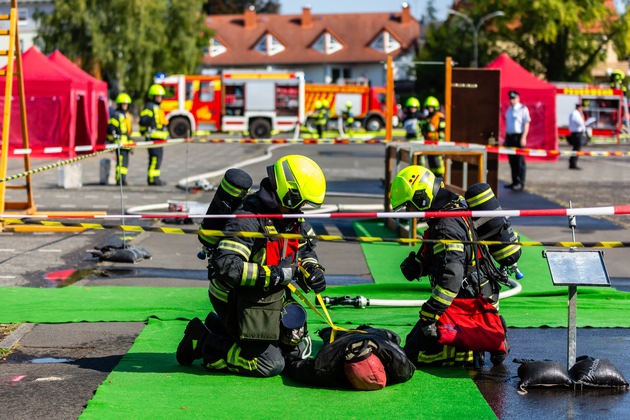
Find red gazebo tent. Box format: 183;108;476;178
486;53;557;154
49;50;109;145
0;47;91;158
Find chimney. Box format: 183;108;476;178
302;6;313;28
401;2;411;25
244;5;256;29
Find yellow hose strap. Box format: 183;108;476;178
286;283;365;343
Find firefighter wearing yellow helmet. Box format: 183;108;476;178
402;97;423;140
106;93;133;186
139;83;169;185
177;155;328;377
418;96;446;177
341;100;355;135
313;99;329;138
390;165;509;368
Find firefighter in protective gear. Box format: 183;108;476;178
176;155;328;378
107;93;133;186
610;69;627;95
419;96;446;177
313;99;329;138
284;325;415;390
341;100;354;135
390;165;507;367
139;84;169;186
402;97;422;140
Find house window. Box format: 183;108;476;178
370;31;401;54
18;9;28;25
208;37;227;57
332;67;351;84
311;32;343;55
254;33;286;56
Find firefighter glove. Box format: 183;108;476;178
400;251;423;281
420;317;438;338
268;256;298;288
302;263;326;294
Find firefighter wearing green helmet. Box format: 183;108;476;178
402;97;423;140
176;155;328;377
313;99;329;138
106;93;133;186
418;96;446;177
390;165;509;368
139;84;169;186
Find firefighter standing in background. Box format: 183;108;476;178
341;100;354;135
419;96;446;178
314;100;329;138
176;155;328;378
139;84;169;186
390;165;508;367
106;93;133;186
610;69;628;96
402;97;423;140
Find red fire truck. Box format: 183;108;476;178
304;82;398;132
158;71;305;138
555;83;629;141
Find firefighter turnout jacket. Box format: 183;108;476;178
416;188;499;322
106;108;132;148
210;178;321;306
284;326;415;388
139;99;169;140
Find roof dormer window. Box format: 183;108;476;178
254;33;286;56
208;37;227;57
370;30;401;54
311;32;343;55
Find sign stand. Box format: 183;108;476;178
543;208;611;370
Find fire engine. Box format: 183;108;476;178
304;82;398;132
157;71;305;138
555;83;629;141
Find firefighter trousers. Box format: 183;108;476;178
147;147;163;185
204;293;286;377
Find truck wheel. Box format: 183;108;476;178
365;116;383;132
169;117;191;138
249;119;272;138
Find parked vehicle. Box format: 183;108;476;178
555;83;629;141
157;71;305;138
304;81;398;132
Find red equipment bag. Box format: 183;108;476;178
436;297;507;353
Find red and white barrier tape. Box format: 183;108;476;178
2;204;630;220
6;137;630;158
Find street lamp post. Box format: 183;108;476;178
448;9;505;68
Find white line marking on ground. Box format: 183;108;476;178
37;249;62;253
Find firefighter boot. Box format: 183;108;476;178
202;330;235;371
490;315;510;366
176;317;209;366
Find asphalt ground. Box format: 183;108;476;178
1;138;630;419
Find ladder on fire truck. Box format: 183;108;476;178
0;0;35;217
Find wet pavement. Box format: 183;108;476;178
1;139;630;418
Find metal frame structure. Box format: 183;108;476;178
0;0;35;217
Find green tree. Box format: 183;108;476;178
35;0;210;100
202;0;280;14
419;0;630;83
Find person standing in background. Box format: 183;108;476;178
568;103;586;170
504;90;530;191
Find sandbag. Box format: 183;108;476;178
515;359;573;393
569;355;629;389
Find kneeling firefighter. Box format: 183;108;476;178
177;155;328;377
390;166;512;367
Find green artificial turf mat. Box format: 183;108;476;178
81;318;496;420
